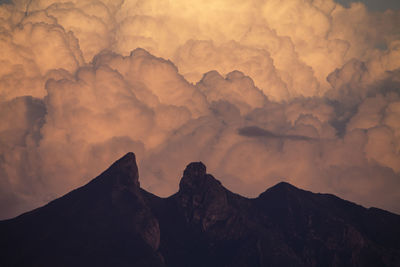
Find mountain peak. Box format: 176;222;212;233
178;162;229;229
100;152;140;189
272;181;298;190
112;152;137;167
183;162;206;177
179;161;220;193
257;181;300;200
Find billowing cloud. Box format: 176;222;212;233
0;0;399;219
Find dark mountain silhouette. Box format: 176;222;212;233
1;152;399;267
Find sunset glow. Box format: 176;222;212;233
0;0;400;219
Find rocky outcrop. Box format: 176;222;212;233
1;152;399;267
177;162;230;230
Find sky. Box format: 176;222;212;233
336;0;400;11
0;0;399;219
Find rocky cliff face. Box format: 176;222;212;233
1;152;399;267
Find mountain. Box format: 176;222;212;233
1;152;399;267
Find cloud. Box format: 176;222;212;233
237;126;314;141
0;0;399;219
196;70;268;115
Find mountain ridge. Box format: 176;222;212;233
1;152;399;267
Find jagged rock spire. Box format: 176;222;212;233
178;161;230;230
98;152;140;190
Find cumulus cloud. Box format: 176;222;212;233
0;0;400;219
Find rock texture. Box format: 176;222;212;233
1;152;400;267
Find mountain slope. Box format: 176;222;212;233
1;153;399;267
0;153;163;267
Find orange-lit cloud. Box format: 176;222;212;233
0;0;399;219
